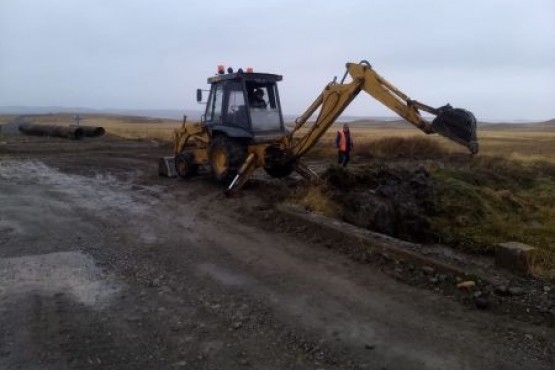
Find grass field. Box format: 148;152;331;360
308;127;555;164
5;114;555;162
429;156;555;278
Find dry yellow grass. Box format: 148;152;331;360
306;127;555;163
101;121;178;141
291;185;340;217
8;115;555;162
77;114;181;140
0;115;17;125
476;130;555;163
82;118;180;141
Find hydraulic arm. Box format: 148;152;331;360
288;60;478;158
225;61;478;194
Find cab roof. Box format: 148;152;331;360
208;72;283;84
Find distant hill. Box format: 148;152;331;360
0;106;201;121
540;119;555;126
479;118;555;131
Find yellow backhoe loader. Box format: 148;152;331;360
159;61;478;194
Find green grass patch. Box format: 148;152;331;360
429;156;555;278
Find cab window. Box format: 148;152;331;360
246;82;282;132
206;84;224;123
225;82;249;129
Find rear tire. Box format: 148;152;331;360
209;135;247;184
263;146;295;178
175;152;198;178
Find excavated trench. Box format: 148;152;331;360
322;164;438;243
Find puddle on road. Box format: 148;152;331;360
0;251;121;308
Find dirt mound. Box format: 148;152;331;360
303;156;555;279
323;164;437;242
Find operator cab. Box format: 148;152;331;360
197;68;286;142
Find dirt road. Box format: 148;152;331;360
0;139;553;369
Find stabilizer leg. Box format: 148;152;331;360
225;153;258;196
158;156;177;177
294;161;320;184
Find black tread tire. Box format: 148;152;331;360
209;135;247;184
175;152;198;178
264;163;294;178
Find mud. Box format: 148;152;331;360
0;138;553;369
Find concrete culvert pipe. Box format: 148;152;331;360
19;123;85;140
83;126;105;137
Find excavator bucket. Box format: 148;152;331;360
431;106;479;154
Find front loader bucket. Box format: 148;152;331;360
431;106;479;154
158;156;177;177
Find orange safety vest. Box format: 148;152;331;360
337;129;351;151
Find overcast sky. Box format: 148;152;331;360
1;0;554;121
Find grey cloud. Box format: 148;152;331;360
1;0;554;120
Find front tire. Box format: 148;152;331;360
209;135;247;184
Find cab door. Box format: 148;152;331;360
204;83;224;126
223;81;250;130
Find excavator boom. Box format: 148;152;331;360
289;61;478;157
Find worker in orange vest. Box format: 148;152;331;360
335;123;354;167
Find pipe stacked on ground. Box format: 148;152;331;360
18;124;105;140
19;123;85;140
69;125;105;137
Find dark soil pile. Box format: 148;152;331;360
323;164;437;242
315;156;555;279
